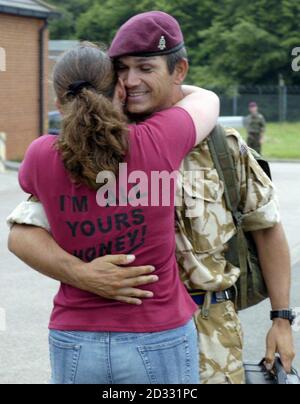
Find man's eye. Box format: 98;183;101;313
140;66;152;72
117;65;128;71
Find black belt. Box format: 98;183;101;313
189;288;234;306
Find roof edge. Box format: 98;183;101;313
0;1;60;20
34;0;60;15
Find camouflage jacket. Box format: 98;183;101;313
176;128;280;292
244;113;266;134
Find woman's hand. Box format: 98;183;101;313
113;78;127;112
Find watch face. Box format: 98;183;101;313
284;310;296;324
293;310;300;331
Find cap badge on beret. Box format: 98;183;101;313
158;36;167;51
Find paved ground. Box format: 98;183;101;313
0;163;299;384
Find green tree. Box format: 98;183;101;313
76;0;139;45
190;20;286;87
47;0;95;39
47;0;300;86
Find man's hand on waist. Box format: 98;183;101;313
75;255;159;305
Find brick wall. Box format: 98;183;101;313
0;13;48;161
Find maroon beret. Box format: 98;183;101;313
249;102;258;108
108;11;184;59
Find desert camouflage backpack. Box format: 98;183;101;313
207;125;271;311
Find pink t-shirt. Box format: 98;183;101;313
19;107;198;332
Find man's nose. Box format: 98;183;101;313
125;69;141;88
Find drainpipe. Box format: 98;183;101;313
39;19;48;136
0;132;6;173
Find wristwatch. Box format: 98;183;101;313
270;309;296;325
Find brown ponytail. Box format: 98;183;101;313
53;42;128;190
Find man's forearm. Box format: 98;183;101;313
252;223;291;310
8;224;83;287
254;223;295;372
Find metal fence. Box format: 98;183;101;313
215;85;300;122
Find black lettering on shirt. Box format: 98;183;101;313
60;196;65;212
66;221;79;237
132;209;145;225
97;216;113;234
85;247;97;262
73;249;84;260
115;236;126;252
127;229;139;247
72;196;88;213
98;242;113;256
114;213;131;231
81;221;96;237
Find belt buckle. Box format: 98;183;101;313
215;291;224;303
215;290;230;303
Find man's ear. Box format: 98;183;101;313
173;59;189;85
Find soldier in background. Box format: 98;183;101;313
244;102;266;154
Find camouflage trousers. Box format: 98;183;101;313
194;301;246;384
247;132;262;154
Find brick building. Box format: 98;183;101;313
0;0;57;161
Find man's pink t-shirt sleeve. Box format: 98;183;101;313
132;107;196;169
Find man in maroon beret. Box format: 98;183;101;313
109;11;190;117
108;11;294;385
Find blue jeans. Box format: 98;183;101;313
49;319;199;384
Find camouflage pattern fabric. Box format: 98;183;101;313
244;113;266;154
194;301;245;384
247;132;262;154
244;113;266;135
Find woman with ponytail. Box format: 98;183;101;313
18;42;219;384
54;43;128;190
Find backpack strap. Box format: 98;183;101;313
207;125;248;308
207;125;241;221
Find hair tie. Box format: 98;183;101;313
67;81;93;96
